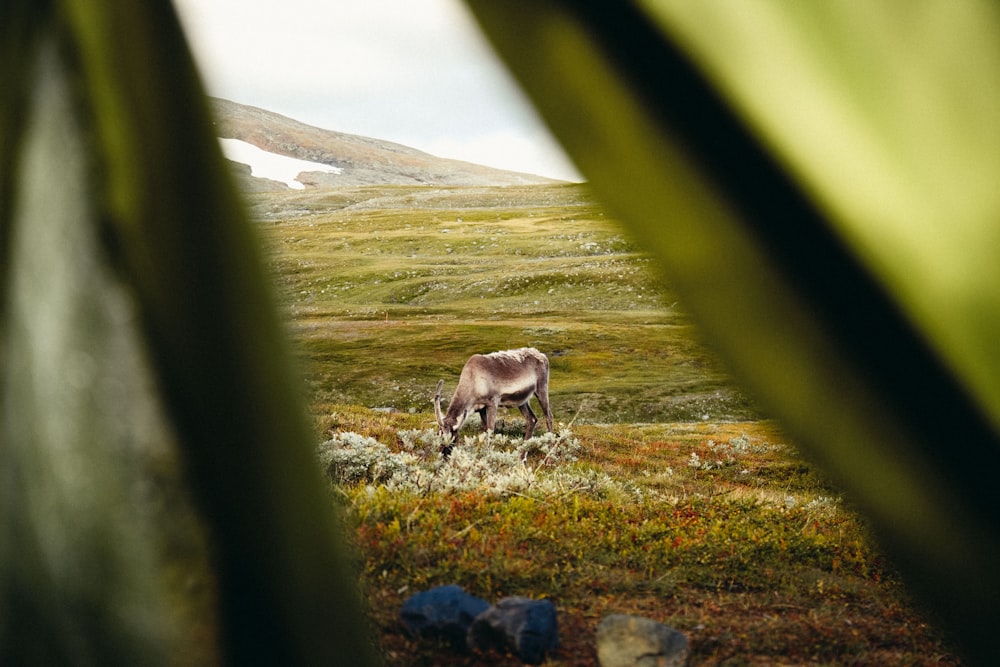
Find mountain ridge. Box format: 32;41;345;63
210;98;560;189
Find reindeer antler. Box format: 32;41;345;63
433;379;445;429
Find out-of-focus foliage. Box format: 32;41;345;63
1;1;377;664
465;0;1000;662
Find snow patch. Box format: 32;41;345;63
219;137;341;189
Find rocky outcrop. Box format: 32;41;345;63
466;596;558;665
398;585;490;651
596;614;689;667
399;587;690;665
398;586;558;663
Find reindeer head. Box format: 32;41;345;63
434;380;468;458
433;379;460;446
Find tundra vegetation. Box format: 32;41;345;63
258;183;958;665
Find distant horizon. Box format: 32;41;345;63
174;0;583;182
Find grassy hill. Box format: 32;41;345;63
212;98;560;187
255;182;757;425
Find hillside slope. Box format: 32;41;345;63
211;98;560;189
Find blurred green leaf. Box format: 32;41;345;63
465;0;1000;661
2;1;378;664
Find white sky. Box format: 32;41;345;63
173;0;583;182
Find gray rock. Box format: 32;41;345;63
467;596;559;665
398;585;490;650
596;614;689;667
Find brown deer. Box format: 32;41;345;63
434;348;553;450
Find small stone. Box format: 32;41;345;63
596;614;688;667
467;596;559;665
398;585;490;650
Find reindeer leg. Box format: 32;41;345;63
484;402;499;433
478;407;488;432
536;382;553;433
519;403;538;439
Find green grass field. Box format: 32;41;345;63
257;183;756;424
255;184;959;665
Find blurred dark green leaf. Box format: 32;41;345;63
464;1;1000;662
1;1;378;664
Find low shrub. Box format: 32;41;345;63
318;428;635;499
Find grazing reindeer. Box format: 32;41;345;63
434;348;553;450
